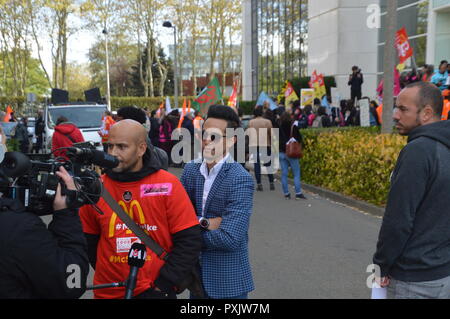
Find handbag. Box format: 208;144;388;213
285;124;303;159
101;185;205;298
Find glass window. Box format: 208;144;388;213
379;1;429;44
48;107;106;129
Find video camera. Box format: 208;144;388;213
0;142;119;216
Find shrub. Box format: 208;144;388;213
299;127;407;207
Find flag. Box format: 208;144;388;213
165;96;172;114
310;70;326;98
257;92;278;110
177;99;187;129
284;81;299;108
227;78;239;108
3;105;13;122
188;100;191;114
156;101;164;117
192;77;223;116
395;27;413;64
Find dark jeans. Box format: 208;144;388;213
251;146;274;185
351;90;362;102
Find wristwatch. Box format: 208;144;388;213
199;217;210;230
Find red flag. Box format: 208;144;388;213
227;78;239;108
395;27;413;64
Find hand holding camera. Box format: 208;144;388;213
53;166;77;211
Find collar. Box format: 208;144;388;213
200;153;231;178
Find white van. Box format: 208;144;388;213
43;103;108;153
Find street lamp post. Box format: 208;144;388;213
163;21;178;109
103;28;111;111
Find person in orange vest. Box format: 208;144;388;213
442;90;450;121
98;110;116;152
376;104;383;125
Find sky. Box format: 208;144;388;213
32;24;174;78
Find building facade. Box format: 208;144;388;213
243;0;449;102
242;0;308;101
308;0;450;100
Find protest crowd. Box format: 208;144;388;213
0;39;449;301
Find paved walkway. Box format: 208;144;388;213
79;167;383;299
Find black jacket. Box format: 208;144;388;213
348;72;364;92
86;146;201;295
373;121;450;282
279;121;302;153
0;199;89;298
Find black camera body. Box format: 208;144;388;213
0;147;112;216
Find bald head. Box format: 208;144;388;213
110;119;147;144
107;119;148;173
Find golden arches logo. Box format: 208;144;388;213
108;200;146;238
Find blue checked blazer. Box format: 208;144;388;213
180;160;255;299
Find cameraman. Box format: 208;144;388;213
0;166;89;298
348;66;364;102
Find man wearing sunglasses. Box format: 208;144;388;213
180;105;255;299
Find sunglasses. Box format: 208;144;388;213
202;130;228;142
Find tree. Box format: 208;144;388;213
200;0;239;81
88;34;135;97
66;62;91;100
28;0;91;90
129;43;174;97
126;0;167;97
0;0;32;96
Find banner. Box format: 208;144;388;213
300;89;314;108
330;88;341;108
395;27;413;64
359;99;371;127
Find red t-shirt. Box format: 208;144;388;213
79;169;198;299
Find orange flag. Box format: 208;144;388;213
188;100;192;114
177;99;187;129
3;105;13;122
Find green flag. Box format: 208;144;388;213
192;77;223;116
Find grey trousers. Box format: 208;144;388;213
387;275;450;299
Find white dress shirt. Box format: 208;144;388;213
199;153;231;217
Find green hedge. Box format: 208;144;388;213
300;127;407;207
290;76;336;96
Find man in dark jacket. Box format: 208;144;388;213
79;120;201;299
14;117;30;153
348;66;364;102
0;166;89;298
373;81;450;298
34;110;45;153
